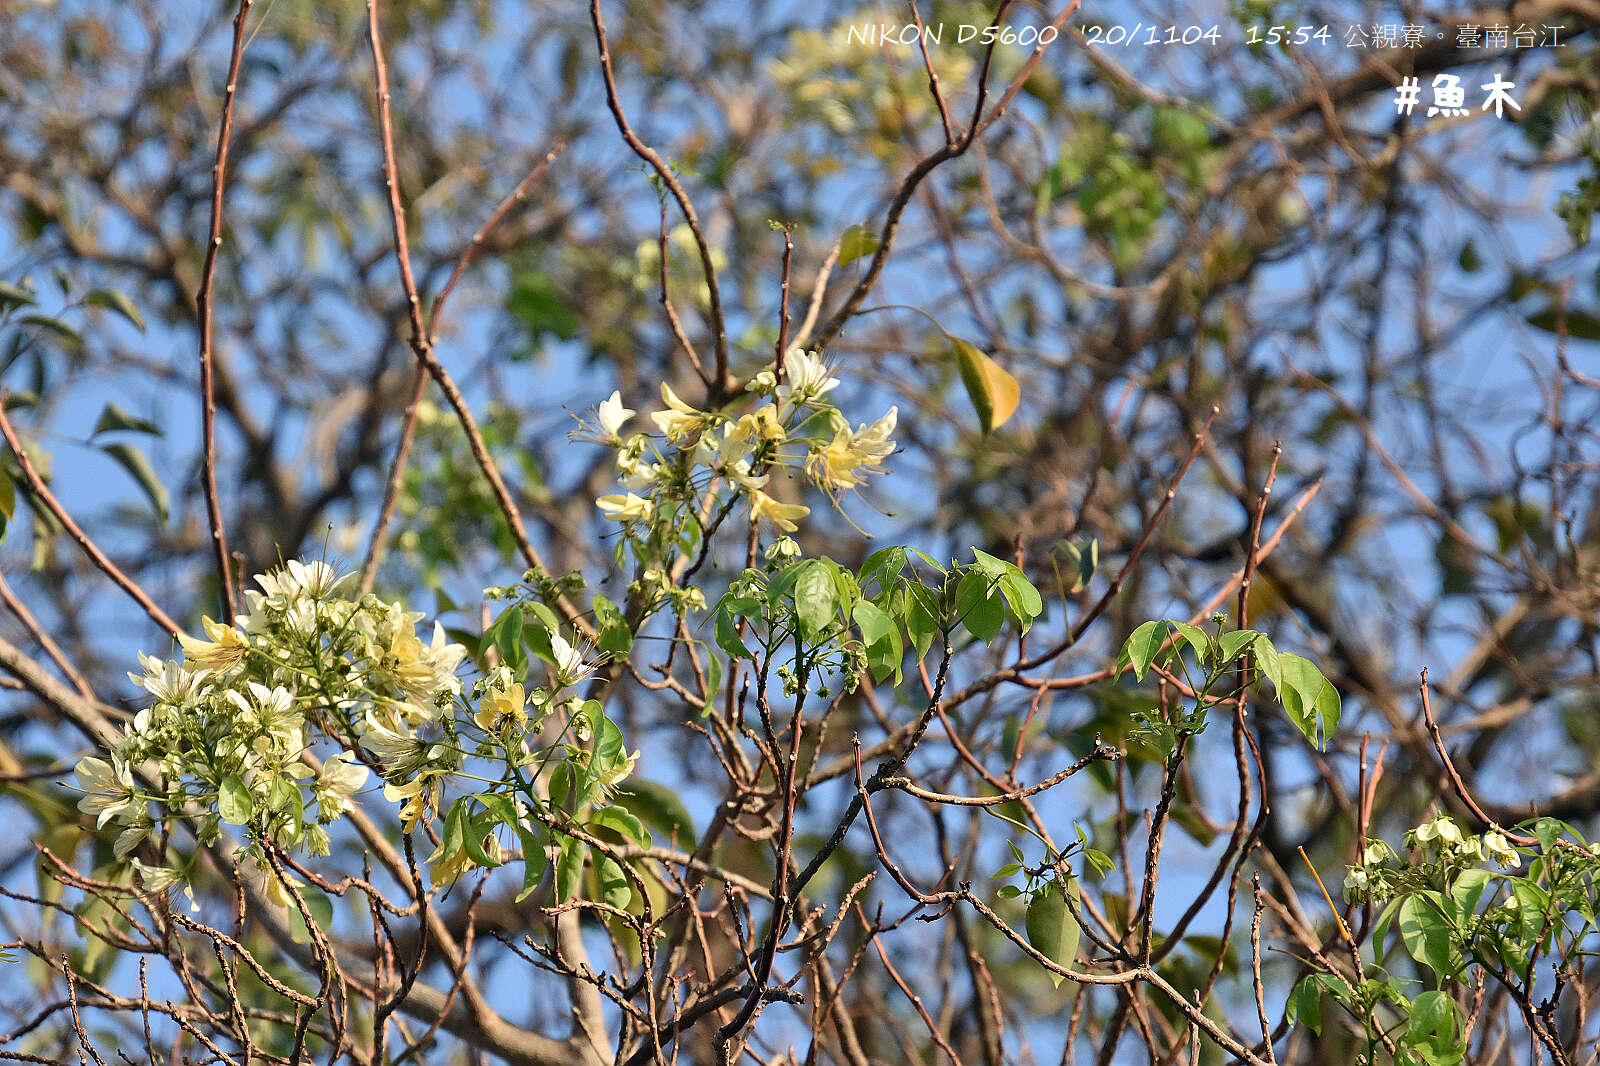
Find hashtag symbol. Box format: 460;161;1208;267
1394;76;1421;115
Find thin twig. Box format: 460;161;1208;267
0;400;180;637
195;0;253;620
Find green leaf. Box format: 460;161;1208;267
1001;572;1044;627
837;223;880;266
98;442;168;521
1024;876;1081;988
972;549;1042;632
905;581;943;660
1116;620;1169;681
555;834;585;904
1398;892;1460;981
793;559;838;640
1526;308;1600;341
853;599;893;647
442;798;468;859
858;545;907;591
462;807;503;868
1285;975;1326;1036
484;605;527;676
951;336;1020;434
1276;653;1340;749
595;855;631;909
1449;868;1495;918
92;402;162;438
714;606;752;660
18;314;82;350
507;271;580;342
217;776;254;826
1169;621;1213;667
593;594;633;656
1407;990;1465;1066
1217;629;1259;665
590;805;651;848
516;826;547;902
86;289;146;333
955;571;1004;643
1250;635;1282;691
0;281;36;311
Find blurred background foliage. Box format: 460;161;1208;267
1;0;1599;1060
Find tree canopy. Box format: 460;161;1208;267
1;1;1599;1063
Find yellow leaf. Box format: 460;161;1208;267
838;223;880;266
951;336;1020;433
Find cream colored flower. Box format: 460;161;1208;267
382;775;440;833
725;404;786;446
262;868;307;910
650;383;703;440
132;859;182;893
474;681;527;733
810;407;898;493
113;820;149;860
1483;830;1520;869
597;492;654;523
750;490;809;532
1415;815;1463;847
318;752;369;801
599;749;640;788
619;461;667;492
379;614;465;707
361;708;424;765
178;615;250;673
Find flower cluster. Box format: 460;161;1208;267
586;350;897;574
72;557;644;899
1343;815;1524;903
72;561;471;894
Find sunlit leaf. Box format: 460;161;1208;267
951;336;1020;433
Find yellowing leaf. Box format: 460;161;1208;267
838;223;880;266
951;336;1019;433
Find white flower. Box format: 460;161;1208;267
1342;866;1369;902
1416;816;1463;846
360;709;423;766
1483;830;1520;869
549;632;598;688
727;457;769;492
596;390;634;440
257;559;349;602
130;653;209;706
74;756;137;829
777;349;840;410
318;751;369;799
113;821;149;860
131;859;182;893
619;461;667;493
